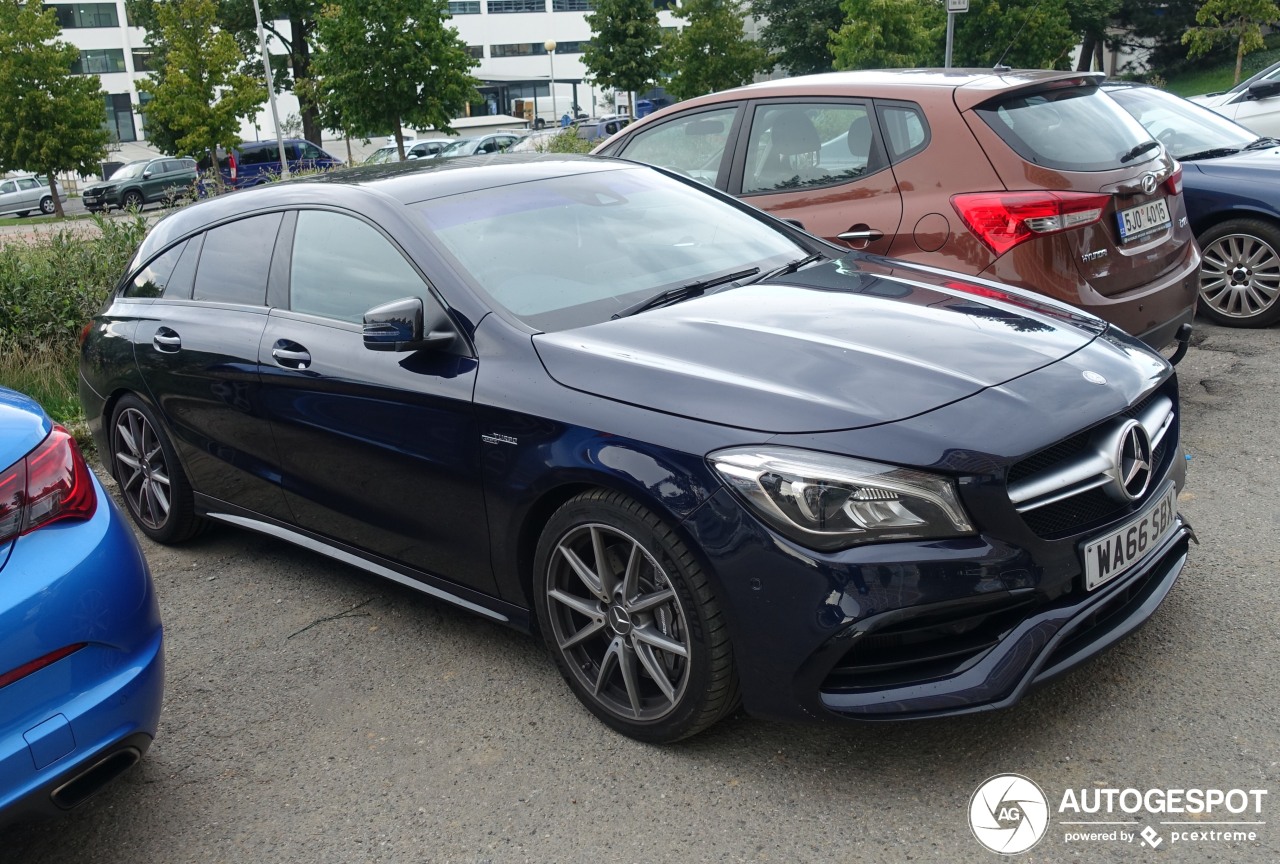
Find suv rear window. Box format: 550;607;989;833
975;83;1156;172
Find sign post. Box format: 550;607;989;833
945;0;968;69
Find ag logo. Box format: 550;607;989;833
969;773;1050;854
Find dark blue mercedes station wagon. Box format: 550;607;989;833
79;155;1194;741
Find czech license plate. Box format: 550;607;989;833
1116;197;1171;243
1083;484;1178;591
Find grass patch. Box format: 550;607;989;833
0;347;89;449
0;212;95;228
1163;40;1280;97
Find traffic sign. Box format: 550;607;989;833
947;0;969;11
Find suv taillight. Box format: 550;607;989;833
0;426;97;544
1165;164;1183;196
228;152;237;181
952;191;1111;256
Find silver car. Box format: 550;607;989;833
0;175;66;217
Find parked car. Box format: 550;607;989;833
437;133;523;158
1188;59;1280;139
1108;82;1280;327
0;387;163;824
596;69;1200;349
0;175;66;217
574;115;633;143
82;157;199;213
202;138;343;189
79;154;1192;743
362;143;411;165
509;128;563;153
362;138;452;165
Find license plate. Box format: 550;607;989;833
1116;197;1171;243
1083;484;1178;591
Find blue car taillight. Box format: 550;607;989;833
0;425;97;544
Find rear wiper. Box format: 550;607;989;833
611;267;759;319
751;253;825;283
1120;140;1161;163
1176;146;1242;161
1245;136;1280;150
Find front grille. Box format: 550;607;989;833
1007;384;1175;539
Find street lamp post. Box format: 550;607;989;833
251;0;288;179
544;40;557;127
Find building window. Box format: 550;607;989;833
131;49;155;72
492;40;587;57
552;0;593;9
486;0;545;12
448;0;481;12
103;93;136;143
46;2;119;28
554;40;587;53
466;45;484;59
72;48;127;75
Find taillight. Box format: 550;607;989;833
228;152;237;181
1164;164;1183;196
78;321;92;347
0;426;97;545
0;643;87;689
951;191;1111;256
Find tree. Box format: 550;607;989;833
137;0;263;162
0;1;109;217
663;0;768;100
1184;0;1280;84
583;0;664;104
1068;0;1119;70
830;0;944;70
749;0;845;75
1113;0;1200;72
311;0;478;159
951;0;1076;70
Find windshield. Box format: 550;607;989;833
441;138;476;156
363;146;399;165
976;83;1158;171
1108;86;1258;160
112;161;148;180
416;166;805;331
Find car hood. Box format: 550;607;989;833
1188;92;1233;108
533;259;1106;433
0;387;51;472
1185;146;1280;175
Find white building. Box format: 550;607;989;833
46;0;683;165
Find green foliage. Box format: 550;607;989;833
137;0;264;158
951;0;1076;70
663;0;769;100
583;0;665;96
749;0;844;75
533;129;596;153
312;0;478;150
830;0;944;70
0;1;110;217
0;214;148;356
1184;0;1280;84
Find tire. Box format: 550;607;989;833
108;394;203;544
39;196;55;215
533;489;738;742
1196;218;1280;327
122;190;145;211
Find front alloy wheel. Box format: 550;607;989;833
1197;219;1280;327
109;395;202;543
534;490;737;742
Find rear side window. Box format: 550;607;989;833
289;210;425;323
742;102;884;194
193;213;283;305
975;84;1157;172
124;241;187;298
878;104;929;162
17;178;40;190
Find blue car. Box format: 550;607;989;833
0;388;163;824
1108;83;1280;327
79;155;1192;742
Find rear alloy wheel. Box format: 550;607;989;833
122;190;145;211
534;490;737;742
1197;218;1280;327
109;395;202;543
39;196;54;215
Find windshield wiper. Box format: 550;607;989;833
611;267;760;319
1245;136;1280;150
1177;146;1242;161
1120;140;1161;163
751;253;825;283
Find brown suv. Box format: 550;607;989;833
595;70;1199;348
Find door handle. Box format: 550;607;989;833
837;229;884;242
152;328;181;352
271;342;311;369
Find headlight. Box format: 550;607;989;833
103;185;118;193
709;447;974;551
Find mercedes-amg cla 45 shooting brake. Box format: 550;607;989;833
78;154;1194;742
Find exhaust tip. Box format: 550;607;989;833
50;747;141;810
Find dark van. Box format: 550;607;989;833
202;138;342;189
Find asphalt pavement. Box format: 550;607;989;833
2;321;1277;863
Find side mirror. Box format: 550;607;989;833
363;296;456;352
1248;79;1280;100
142;171;153;178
